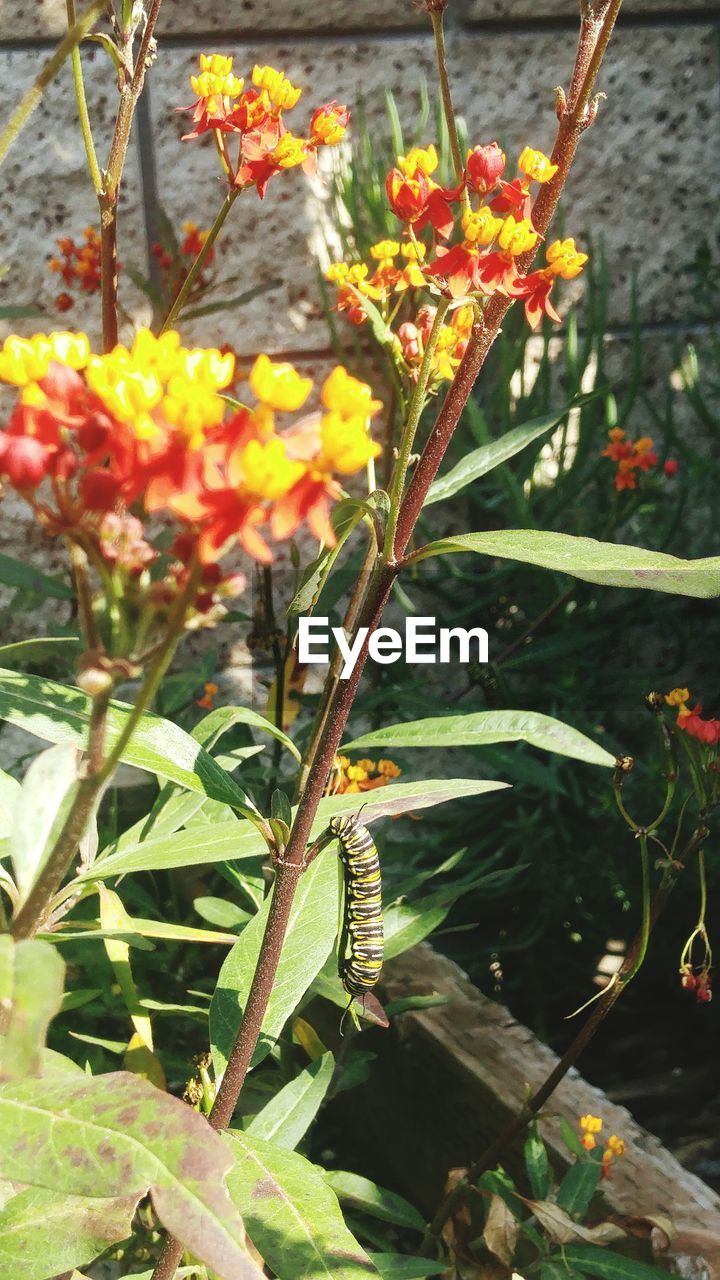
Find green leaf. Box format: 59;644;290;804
289;500;367;617
0;304;46;321
557;1246;669;1280
411;530;720;598
225;1131;378;1280
182;278;282;321
0;1185;140;1280
10;744;81;903
344;710;614;768
0;670;261;819
247;1053;334;1149
425;412;564;506
0;554;72;601
83;779;507;882
0;937;65;1081
0;1072;264;1280
271;789;294;828
211;854;340;1077
524;1123;551;1200
556;1158;602;1217
194;897;250;930
324;1172;424;1231
370;1256;445;1280
192;704;300;764
0;768;20;840
383;901;450;961
0;637;81;666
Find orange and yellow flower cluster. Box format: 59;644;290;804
328;756;402;795
666;687;720;747
326;140;588;391
579;1115;626;1177
183;55;349;196
49;227;102;313
602;427;677;492
0;330;382;591
386;140;586;326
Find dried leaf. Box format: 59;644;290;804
526;1199;626;1246
483;1194;520;1266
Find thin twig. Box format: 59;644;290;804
66;0;103;195
0;0;107;170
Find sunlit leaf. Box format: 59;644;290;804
344;709;614;768
0;937;65;1081
0;1073;264;1280
247;1053;334;1150
0;1185;140;1280
411;530;720;598
225;1131;378;1280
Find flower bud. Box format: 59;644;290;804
466;142;505;194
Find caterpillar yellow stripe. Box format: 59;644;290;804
328;813;384;1012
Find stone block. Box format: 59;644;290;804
464;0;710;18
0;47;149;348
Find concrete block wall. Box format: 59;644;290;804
0;1;717;639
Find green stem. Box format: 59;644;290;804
159;188;240;333
429;9;469;210
10;562;200;940
66;0;103;195
0;0;106;171
624;832;650;983
384;297;451;560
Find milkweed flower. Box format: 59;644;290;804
579;1114;603;1150
327;755;402;795
181;55;348;198
0;330;383;580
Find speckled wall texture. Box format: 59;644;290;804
0;1;717;590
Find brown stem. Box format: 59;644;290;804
425;819;707;1240
149;5;624;1276
99;0;164;351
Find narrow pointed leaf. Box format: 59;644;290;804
247;1053;334;1149
411;530;720;598
10;744;81;903
82;779;507;882
425;413;563;506
344;710;614;767
211;855;339;1077
225;1131;378;1280
0;670;261;818
370;1257;445;1280
325;1172;424;1231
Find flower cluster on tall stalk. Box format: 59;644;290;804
325;140;589;398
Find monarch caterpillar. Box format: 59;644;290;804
328;812;384;1029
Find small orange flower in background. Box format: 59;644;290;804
665;687;720;746
151;221;216;305
601;1133;626;1177
601;427;677;491
182;54;348;197
578;1115;626;1175
197;681;219;709
49;227;103;311
327;756;402;795
579;1114;603;1150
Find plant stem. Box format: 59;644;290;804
0;0;106;171
66;0;103;195
430;9;468;209
11;563;199;940
424;818;707;1242
67;540;100;651
149;6;624;1276
100;0;165;350
384;297;451;561
159;188;240;333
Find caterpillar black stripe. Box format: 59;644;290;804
329;814;384;1017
